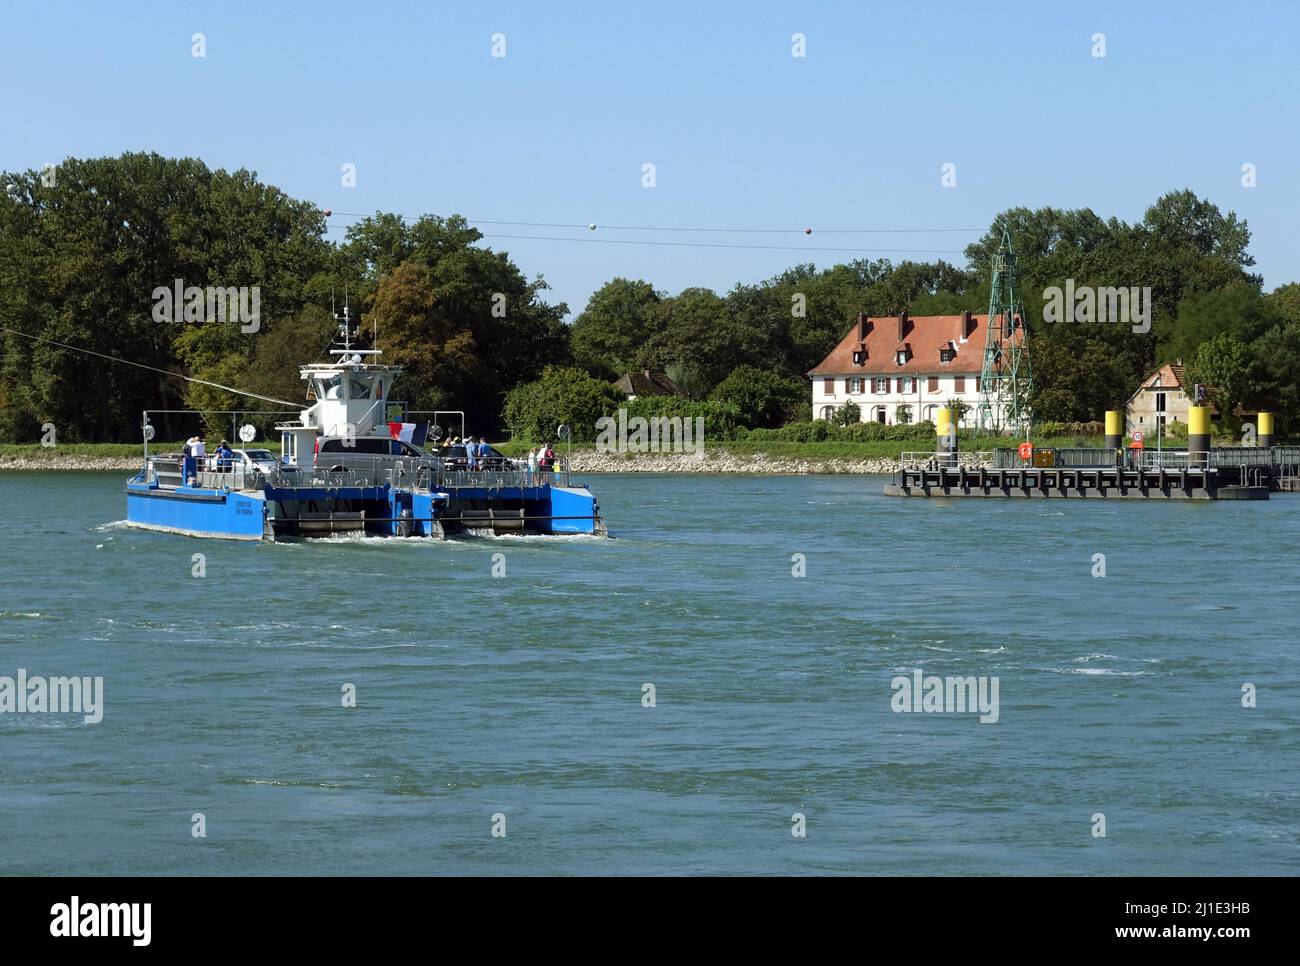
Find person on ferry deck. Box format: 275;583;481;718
478;437;490;468
182;436;198;483
215;440;235;472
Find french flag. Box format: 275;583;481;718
388;421;427;445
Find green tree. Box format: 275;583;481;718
1247;322;1300;431
501;366;626;443
1159;283;1279;366
1185;334;1253;433
1267;283;1300;326
365;261;481;412
831;401;861;426
710;365;806;429
340;213;571;430
0;153;330;441
570;278;661;379
635;287;747;394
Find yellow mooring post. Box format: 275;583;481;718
1105;410;1122;451
1258;412;1274;449
1188;405;1211;465
935;407;956;465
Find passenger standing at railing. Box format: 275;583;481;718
463;436;476;470
192;436;207;472
182;436;198;484
477;437;490;470
527;446;538;483
215;440;234;472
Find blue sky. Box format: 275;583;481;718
3;0;1296;317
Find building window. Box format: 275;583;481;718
873;406;887;423
819;406;835;420
898;377;915;394
940;347;954;364
873;377;889;394
1156;392;1167;412
928;376;939;393
822;377;835;395
924;404;937;422
896;405;913;425
895;349;908;365
954;376;965;392
848;377;865;394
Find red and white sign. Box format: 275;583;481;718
1018;442;1033;460
1131;431;1145;443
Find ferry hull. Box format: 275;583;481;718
125;479;601;540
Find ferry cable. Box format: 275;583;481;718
475;234;967;255
0;325;299;408
318;224;969;254
322;212;984;235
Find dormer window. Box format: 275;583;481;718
895;343;912;365
939;344;955;364
852;348;866;366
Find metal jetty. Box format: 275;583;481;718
884;447;1298;500
884;402;1298;501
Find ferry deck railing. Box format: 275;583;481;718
142;454;571;491
897;451;994;470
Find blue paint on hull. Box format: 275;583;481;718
546;485;600;534
125;483;266;540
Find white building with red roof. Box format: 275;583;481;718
807;311;1023;426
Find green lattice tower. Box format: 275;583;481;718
977;230;1033;434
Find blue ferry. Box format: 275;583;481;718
125;324;603;540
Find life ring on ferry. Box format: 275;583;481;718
1018;442;1033;460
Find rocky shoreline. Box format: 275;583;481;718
0;455;144;471
0;450;988;475
565;450;897;474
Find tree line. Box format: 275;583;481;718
2;153;1296;443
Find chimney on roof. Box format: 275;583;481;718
857;313;868;341
897;311;909;342
960;310;973;341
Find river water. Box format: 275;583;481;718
0;471;1296;875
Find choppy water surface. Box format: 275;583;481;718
1;471;1297;875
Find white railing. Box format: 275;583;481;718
1140;450;1209;470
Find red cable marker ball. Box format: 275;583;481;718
323;209;332;217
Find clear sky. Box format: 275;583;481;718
3;0;1296;317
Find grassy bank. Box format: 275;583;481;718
496;435;1110;460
